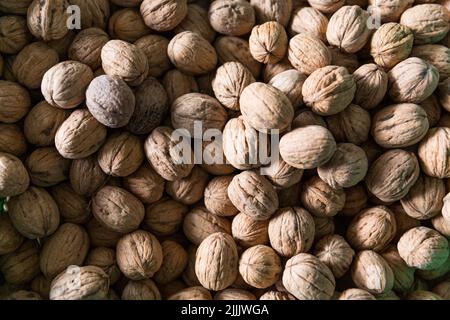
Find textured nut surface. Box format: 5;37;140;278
367;0;413;23
412;44;450;81
143;198;187;236
268;70;306;110
232;213;269;248
418;127;450;178
289;6;328;41
175;4;216;43
264;157;304;189
0;124;27;156
154;241;188;285
308;0;345;14
166;166;209;205
249;21;288;64
339;288;376;300
123;163;165;204
27;0;69;41
0;241;40;285
0;80;31;123
353;64;388;110
183;207;231;245
381;245;415;293
140;0;187;32
208;0;255;36
70;155;107;197
250;0;293;26
326;104;371;145
0;152;29;197
204;175;238;217
0;215;24;256
25;147;70;187
68;28;109;70
214;289;256;300
108;8;150;43
121;279;161;300
314;234;355;278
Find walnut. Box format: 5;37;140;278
183;207;231;245
300;176;346;217
214;289;256;300
232;213;269;248
353;64;388;110
439;78;450;111
239;245;281;289
0;15;31;54
381;245;415;293
412;44;450;81
69;0;110;29
397;226;449;270
282;253;336;300
432;281;450;300
389;203;421;242
166;167;209;205
168;286;212;300
302;65;356;115
123;163;165;204
280;125;337;169
27;0;69;41
208;0;255;36
338;289;376;300
365;149;420;202
195;232;238;291
0;152;29;197
262;57;293;82
182;245;201;287
121;279;161;300
135;35;171;78
168;31;217;76
0;215;24;255
143;198;187;236
329;47;360;73
268;70;306;110
201;139;236;176
292;109;327;129
442;192;450;222
175;4;216;43
7;290;42;300
418;127;450;178
204;175;238;217
25;147;70;187
341;184;367;216
69;155;107;197
154;241;188;285
0;241;40;285
313;216;335;240
0;0;33;14
108;8;150;43
367;0;413;23
68;28;109;70
249;21;288;64
140;0;187;32
0;80;31;123
86;218;121;248
264;157;304;189
250;0;293;26
50;183;91;224
289;7;328;42
314;234;355;278
163;69;199;105
416;254;450;280
308;0;345;13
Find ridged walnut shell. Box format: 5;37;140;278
175;4;216;43
339;288;376;300
143;198;187;236
353;64;388;110
381;245;415;293
27;0;69;41
0;152;29;197
268;70;306;110
288;7;328;42
214;289;256;300
183;207;231;245
418;127;450;178
0;215;23;255
232;213;269;248
264;157;304;189
0;241;40;285
0;15;31;54
123;163;165;204
154;240;188;285
51;183;91;224
70;155;107;197
412;44;450;81
0;80;31;123
314;234;355;278
204;175;238;217
86;218;121;249
239;245;281;289
121;279;161;300
108;8;150;43
250;0;293;26
140;0;187;32
165;166;209;205
0;124;27;157
308;0;344;14
249;21;288;64
208;0;255;36
135;35;171;78
168;286;212;300
367;0;413;23
68;28;109;70
25;147;70;187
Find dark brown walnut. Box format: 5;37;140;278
215;36;262;78
283;253;335;300
49;266;109;300
70;155;107;197
121;279;161;300
292;109;327;129
68;28;109;70
166;166;209;205
47;29;75;59
204;175;239;217
264;158;304;189
328;47;358;74
367;0;413;23
412;44;450;81
195;232;239;291
232;213;269;248
288;6;328;42
268;207;315;258
381;245;415;293
208;0;255;36
439;78;450;112
0;0;33;14
140;0;187;32
341;184;368;217
420;95;441;127
144;126;194;181
135;36;171;79
250;0;292;26
0;53;3;76
116;230;163;280
346;206;397;252
92;186;144;234
418;127;450;178
51;183;91;224
300;176;346;217
55;109;107;159
68;0;110;30
353;64;388;110
27;0;69;41
0;241;40;285
302;65;356;116
168;286;212;300
287;33;331;76
339;288;376;300
108;8;150;43
175;4;216;43
171;93;228;138
143;198;187;236
308;0;345;13
168;31;217;76
25;147;70;187
388;57;439;104
163;69;199;105
154;241;188;285
101;40;148;86
326;104;371;145
366;149;420;202
40;223;89;279
0;152;29;197
268;70;306;110
86;75;136;128
24;101;70;147
97;132;144;177
0;80;31;123
249;21;288;64
86;218;121;248
400;4;449;44
85;247;120;285
214;289;256;300
8;186;60;239
228;170;279;221
0;15;31;54
0;215;24;255
123;163;165;204
318;143;368;189
183;207;231;245
262;57;293;83
259;291;296;300
314;235;355;278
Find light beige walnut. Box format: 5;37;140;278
259;291;296;300
249;21;288;64
268;70;306;110
140;0;188;32
168;286;212;300
367;0;413;23
25;147;70;187
314;235;355;278
121;279;161;300
262;57;293;82
166;166;209;205
68;28;109;70
208;0;255;36
263;157;304;189
232;213;269;248
418;127;450;178
239;245;281;289
0;152;29;197
108;8;150;43
308;0;344;13
250;0;293;26
183;207;231;245
214;289;256;300
289;6;328;42
353;64;388;110
27;0;69;41
381;245;415;293
175;4;216;42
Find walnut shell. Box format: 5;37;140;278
232;212;269;248
314;234;355;278
282;253;335;300
341;184;368;216
68;28;109;70
418;127;450;178
438;78;450;112
250;0;293;26
168;286;212;300
55;109;107;159
204;175;238;217
201;139;236;176
154;240;188;285
195;232;238;291
302;65;356;115
69;155;107;197
239;245;281;289
6;290;42;300
353;64;388;110
381;245;415;293
133;37;170;79
259;291;296;300
288;6;328;42
140;0;188;32
162;69;199;105
249;21;288;64
0;124;26;157
268;70;306;110
308;0;345;13
338;288;376;300
0;152;29;197
208;0;255;36
108;8;150;43
0;15;31;54
0;241;40;285
268;207;315;257
264;157;304;189
0;0;33;14
143;198;187;236
367;0;413;23
123;163;164;204
313;216;335;240
262;57;293;82
92;186;145;233
25;147;70;187
0;80;31;123
412;44;450;81
51;183;91;224
166;166;209;205
86;218;121;248
416;254;450;280
8;186;60;239
175;4;216;43
27;0;69;41
397;226;449;270
183;207;231;245
366;149;420;202
121;279;161;300
214;289;256;300
390;203;421;242
0;215;24;255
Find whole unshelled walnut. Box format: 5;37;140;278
250;0;293;27
406;290;444;300
338;289;376;300
0;241;40;285
195;232;238;291
70;155;107;197
108;8;150;43
283;253;335;300
341;184;367;217
0;215;24;255
259;291;296;300
166;166;209;205
123;163;165;205
308;0;344;13
418;127;450;178
249;21;288;64
0;80;31;123
288;7;328;42
183;207;231;245
264;157;303;189
208;0;255;36
0;15;31;55
412;44;450;81
68;28;109;70
25;147;70;187
175;4;216;43
27;0;69;41
268;70;306;110
135;35;171;79
140;0;187;32
313;216;335;240
154;240;188;285
86;218;121;248
168;286;212;300
353;64;388;110
314;234;355;278
121;279;161;300
204;175;238;217
439;78;450;112
143;198;187;236
0;152;29;197
381;245;415;293
214;289;256;300
328;46;359;73
367;0;413;23
232;213;269;248
68;0;110;30
51;183;91;224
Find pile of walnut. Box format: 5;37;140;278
1;0;450;301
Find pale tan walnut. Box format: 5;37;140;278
239;245;281;289
68;28;109;70
289;7;328;42
175;4;216;43
0;0;33;14
439;78;450;111
367;0;413;23
27;0;69;41
143;198;187;236
365;149;420;202
249;21;288;64
412;45;450;81
398;226;449;270
400;4;449;44
134;37;170;79
86;218;121;248
325;104;371;146
263;157;304;189
55;109;107;159
292;110;327;129
123;163;165;204
140;0;187;32
204;175;239;217
433;280;450;300
389;203;421;242
51;183;91;224
228;170;279;221
0;215;23;256
326;6;371;53
346;206;397;252
168;286;212;300
49;265;109;300
381;245;414;293
338;289;376;300
287;33;331;76
0;152;29;197
418;127;450;178
268;70;306;110
353;64;388;110
259;291;296;300
92;186;145;234
0;241;39;285
208;0;255;36
308;0;345;13
195;232;238;291
69;0;110;29
283;253;335;300
0;80;30;123
313;216;335;240
25;147;70;187
300;176;346;218
302;65;356;116
108;8;150;43
168;31;217;76
262;57;293;82
406;290;444;300
232;213;269;248
214;289;256;300
201;139;236;176
8;186;60;239
215;36;262;78
341;185;368;217
0;16;31;54
70;155;107;197
314;235;355;278
144;126;194;181
318;143;368;189
154;240;188;285
166;167;209;205
351;250;394;294
250;0;293;26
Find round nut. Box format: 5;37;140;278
123;163;165;205
135;35;171;78
86;218;122;249
0;80;31;123
314;234;355;278
412;44;450;81
249;21;288;64
367;0;413;23
0;152;29;197
353;64;388;110
308;0;344;14
0;215;24;255
69;155;107;197
264;157;304;189
381;245;415;293
154;241;188;285
162;69;198;105
0;124;27;157
341;184;368;217
214;289;256;300
204;175;238;217
108;8;150;43
232;213;269;248
143;198;187;236
68;28;109;70
25;147;70;187
288;6;328;42
250;0;293;27
50;183;91;224
121;279;161;300
339;289;376;300
287;33;331;75
140;0;187;32
175;4;216;43
0;15;31;54
418;127;450;178
27;0;69;41
0;241;40;285
208;0;255;36
166;166;209;205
